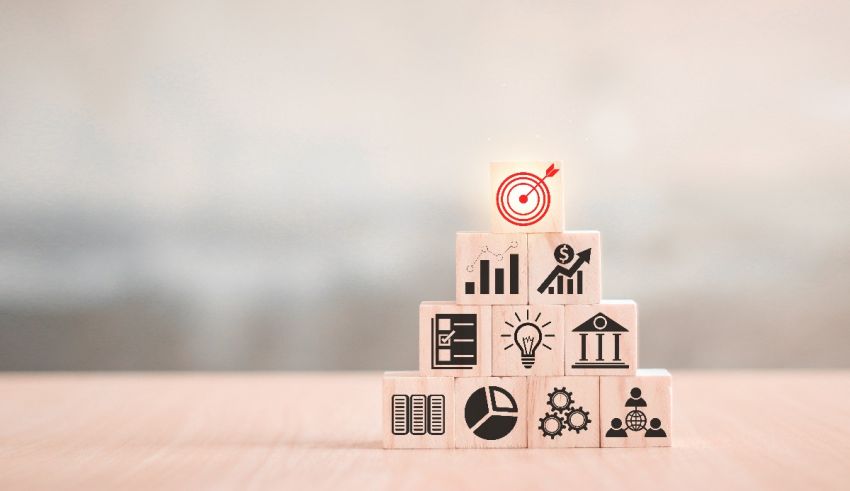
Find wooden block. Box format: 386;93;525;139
564;300;638;376
419;302;492;377
382;371;454;449
600;369;672;448
491;305;565;376
456;233;528;305
527;376;600;448
490;161;565;233
454;376;528;448
527;232;601;305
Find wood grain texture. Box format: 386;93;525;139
600;369;672;447
382;372;453;449
492;304;565;376
527;376;600;448
489;161;565;234
1;371;849;490
418;302;492;377
456;233;528;305
527;232;601;305
565;300;638;376
453;376;527;449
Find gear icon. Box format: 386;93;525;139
563;406;591;433
547;387;574;413
538;412;565;439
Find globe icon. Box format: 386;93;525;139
625;410;647;431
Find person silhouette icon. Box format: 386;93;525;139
605;418;628;437
645;418;667;438
626;387;647;409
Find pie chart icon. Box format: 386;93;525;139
464;386;519;440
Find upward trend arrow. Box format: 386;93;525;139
564;248;591;277
536;248;592;293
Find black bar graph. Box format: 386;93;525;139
463;254;520;295
509;254;519;294
480;260;490;294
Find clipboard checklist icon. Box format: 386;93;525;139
431;313;478;369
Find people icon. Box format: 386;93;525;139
626;387;647;409
605;418;628;437
644;418;667;438
604;387;668;440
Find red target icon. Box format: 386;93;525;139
496;163;560;227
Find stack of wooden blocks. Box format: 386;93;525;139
383;162;672;449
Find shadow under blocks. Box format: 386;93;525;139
382;162;672;449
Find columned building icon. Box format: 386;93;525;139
571;313;630;369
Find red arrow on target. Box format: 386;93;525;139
519;163;559;204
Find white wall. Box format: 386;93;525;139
1;0;848;369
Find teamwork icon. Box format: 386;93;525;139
501;309;556;368
537;387;591;439
391;394;446;436
464;386;519;440
430;313;477;369
537;243;591;295
605;387;667;438
495;163;560;227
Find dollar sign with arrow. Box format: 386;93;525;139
537;244;592;294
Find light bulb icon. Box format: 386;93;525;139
514;322;542;368
502;309;555;369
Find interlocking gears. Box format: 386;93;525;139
537;387;592;438
538;412;565;438
564;406;591;433
547;388;574;412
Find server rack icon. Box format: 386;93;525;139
391;394;446;435
431;313;478;369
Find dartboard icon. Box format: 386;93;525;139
495;163;559;227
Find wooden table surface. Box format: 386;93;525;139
1;371;848;490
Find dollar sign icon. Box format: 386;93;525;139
554;243;574;264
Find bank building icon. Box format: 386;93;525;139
571;313;630;369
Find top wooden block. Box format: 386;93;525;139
490;162;565;233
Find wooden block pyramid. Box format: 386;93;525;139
383;162;672;449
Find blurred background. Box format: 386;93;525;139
1;0;848;371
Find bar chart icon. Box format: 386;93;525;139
464;254;520;295
391;394;446;435
545;271;583;294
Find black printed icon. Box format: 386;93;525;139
431;313;477;369
392;394;446;436
464;386;518;440
501;309;555;368
605;387;667;438
464;241;520;295
537;243;591;295
571;313;629;370
538;387;591;438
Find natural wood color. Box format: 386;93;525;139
600;369;672;447
382;372;453;449
527;231;602;305
489;161;565;234
565;300;638;376
456;232;528;305
527;376;600;448
418;302;492;377
454;376;528;449
1;372;849;489
492;305;565;376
